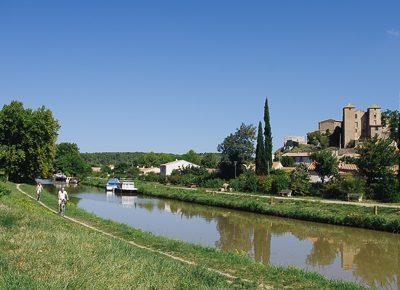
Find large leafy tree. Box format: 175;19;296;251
382;109;400;142
0;101;59;181
356;137;399;201
255;122;267;175
382;109;400;185
200;153;220;168
290;164;311;195
55;143;90;179
182;149;201;165
311;150;338;184
264;98;273;169
356;137;398;186
307;131;329;149
218;123;256;178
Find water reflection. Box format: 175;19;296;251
46;185;399;289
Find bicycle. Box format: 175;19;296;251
59;199;67;216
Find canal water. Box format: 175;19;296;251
48;185;399;289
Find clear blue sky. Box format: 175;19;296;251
1;1;399;153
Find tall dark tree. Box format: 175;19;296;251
255;122;267;175
398;119;400;186
264;97;273;170
382;109;400;142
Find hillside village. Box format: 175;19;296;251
273;103;398;181
108;103;394;183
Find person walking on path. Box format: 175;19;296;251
36;182;43;201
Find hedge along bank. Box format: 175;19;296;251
136;182;400;233
81;178;400;233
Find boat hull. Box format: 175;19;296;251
114;188;138;195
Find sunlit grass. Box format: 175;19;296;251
1;182;365;289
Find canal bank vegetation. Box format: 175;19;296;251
0;182;364;289
136;182;400;233
81;177;400;233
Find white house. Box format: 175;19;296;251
282;152;312;164
160;160;200;176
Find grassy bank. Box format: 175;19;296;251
82;177;400;233
0;182;363;289
136;182;400;233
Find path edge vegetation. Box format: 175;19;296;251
1;181;365;289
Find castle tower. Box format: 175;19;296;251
342;104;356;148
367;105;382;138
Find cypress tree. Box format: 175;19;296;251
264;97;273;171
255;121;267;175
398;119;400;187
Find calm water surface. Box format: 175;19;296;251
48;185;399;289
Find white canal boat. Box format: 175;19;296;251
114;180;138;194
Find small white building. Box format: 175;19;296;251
160;160;200;176
272;161;284;170
91;166;102;173
139;166;161;175
282;152;312;164
283;136;306;150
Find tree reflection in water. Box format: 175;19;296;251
150;198;398;288
306;238;338;267
75;190;399;289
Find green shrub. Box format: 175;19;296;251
271;171;290;194
228;178;241;191
0;182;11;197
368;177;400;202
140;172;166;183
239;171;260;192
322;181;346;199
341;177;365;195
200;178;225;189
167;174;182;185
259;175;273;194
281;156;295;167
0;173;6;182
322;177;365;200
290;164;311;195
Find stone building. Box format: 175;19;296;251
316;104;384;148
342;104;382;148
318;119;342;134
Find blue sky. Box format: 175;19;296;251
1;1;399;153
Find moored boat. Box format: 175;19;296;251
106;178;120;191
54;172;67;182
114;180;138;194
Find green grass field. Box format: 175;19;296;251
0;182;365;289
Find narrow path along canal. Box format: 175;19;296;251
47;185;399;289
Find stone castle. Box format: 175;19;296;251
318;104;384;148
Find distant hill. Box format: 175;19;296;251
81;151;220;168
